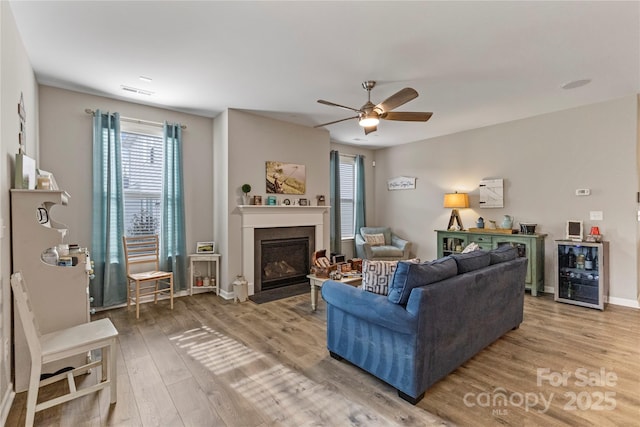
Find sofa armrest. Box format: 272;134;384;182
355;234;374;259
391;234;412;258
321;281;417;334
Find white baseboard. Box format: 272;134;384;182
0;383;15;426
542;286;639;309
607;296;640;309
219;288;235;300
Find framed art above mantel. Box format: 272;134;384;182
265;161;306;194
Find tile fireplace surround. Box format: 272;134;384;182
238;205;329;295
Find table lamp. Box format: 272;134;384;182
444;192;469;230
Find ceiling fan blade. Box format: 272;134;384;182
381;111;433;122
317;99;361;113
364;125;377;135
314;115;359;128
374;87;419;113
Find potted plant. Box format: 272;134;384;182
241;184;251;205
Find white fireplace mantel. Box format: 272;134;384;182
238;205;330;295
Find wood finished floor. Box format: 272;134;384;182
6;291;640;426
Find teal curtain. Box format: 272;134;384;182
354;154;366;236
91;111;127;307
329;150;342;255
161;122;188;291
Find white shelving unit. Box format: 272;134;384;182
11;190;91;392
189;253;220;296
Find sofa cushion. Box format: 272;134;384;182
388;257;457;305
370;245;404;258
489;245;518;265
363;233;386;246
451;250;491;274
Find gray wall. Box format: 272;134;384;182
215;109;330;296
374;95;639;306
38;86;214;267
0;1;39;418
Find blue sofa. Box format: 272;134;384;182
321;247;527;404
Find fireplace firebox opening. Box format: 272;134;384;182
254;226;315;293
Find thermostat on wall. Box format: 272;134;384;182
575;189;591;196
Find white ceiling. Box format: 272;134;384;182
8;1;640;149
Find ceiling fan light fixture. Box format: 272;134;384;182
316;81;430;133
358;115;379;127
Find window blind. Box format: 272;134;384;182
339;155;356;239
121;131;163;236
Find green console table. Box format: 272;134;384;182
435;230;546;296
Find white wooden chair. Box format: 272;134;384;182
10;271;118;427
122;234;174;319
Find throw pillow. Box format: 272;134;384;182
363;233;386;246
462;242;480;253
387;257;457;305
489;245;518;265
451;250;491;274
361;258;420;296
361;259;398;296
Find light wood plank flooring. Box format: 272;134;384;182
7;291;639;426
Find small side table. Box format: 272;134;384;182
307;274;362;311
189;253;220;296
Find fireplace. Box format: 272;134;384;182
254;226;315;293
238;205;329;296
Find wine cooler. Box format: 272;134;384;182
555;240;609;310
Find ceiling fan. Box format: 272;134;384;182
314;81;433;135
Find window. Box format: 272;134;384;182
120;123;163;236
339;155;356;239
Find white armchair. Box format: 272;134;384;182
355;226;412;261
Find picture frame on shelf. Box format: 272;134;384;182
566;220;583;242
36;169;59;190
196;241;216;254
